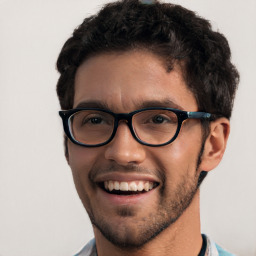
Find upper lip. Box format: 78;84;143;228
94;172;161;184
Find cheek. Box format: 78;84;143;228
150;127;203;181
155;141;201;169
67;143;102;205
175;123;203;161
68;142;99;171
67;142;103;194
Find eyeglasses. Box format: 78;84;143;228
59;107;211;147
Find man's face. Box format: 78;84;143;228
68;50;205;248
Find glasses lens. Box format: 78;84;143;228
133;109;178;145
69;110;114;145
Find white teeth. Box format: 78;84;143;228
137;181;144;191
144;181;149;192
103;180;155;192
114;181;120;190
108;181;114;191
129;182;137;191
120;182;129;191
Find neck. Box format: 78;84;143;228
94;190;202;256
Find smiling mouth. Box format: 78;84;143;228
98;180;159;196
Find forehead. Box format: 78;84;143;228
74;50;197;112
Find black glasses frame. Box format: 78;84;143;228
59;107;211;147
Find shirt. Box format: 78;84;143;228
74;235;236;256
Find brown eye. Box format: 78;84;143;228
152;115;166;124
86;117;103;124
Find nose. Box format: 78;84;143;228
104;122;146;166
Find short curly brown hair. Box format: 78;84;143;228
56;0;239;185
56;0;239;120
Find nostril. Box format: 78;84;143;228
104;128;146;165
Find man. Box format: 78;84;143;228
56;0;239;255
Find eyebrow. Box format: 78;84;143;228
137;99;184;110
74;99;184;112
75;101;110;110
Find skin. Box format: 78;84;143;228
66;50;230;256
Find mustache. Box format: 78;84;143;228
89;162;166;183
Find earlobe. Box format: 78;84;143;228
65;150;69;164
200;118;230;172
65;136;70;164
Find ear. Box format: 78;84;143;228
64;136;70;164
199;118;230;172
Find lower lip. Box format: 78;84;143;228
98;187;157;205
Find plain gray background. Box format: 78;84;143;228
0;0;255;255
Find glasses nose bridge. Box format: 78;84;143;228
114;112;134;133
116;112;132;121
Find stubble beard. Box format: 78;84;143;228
85;170;202;250
79;142;206;251
90;174;200;250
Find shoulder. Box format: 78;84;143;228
215;243;236;256
74;238;97;256
205;235;236;256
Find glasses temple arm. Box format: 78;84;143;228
187;111;211;119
